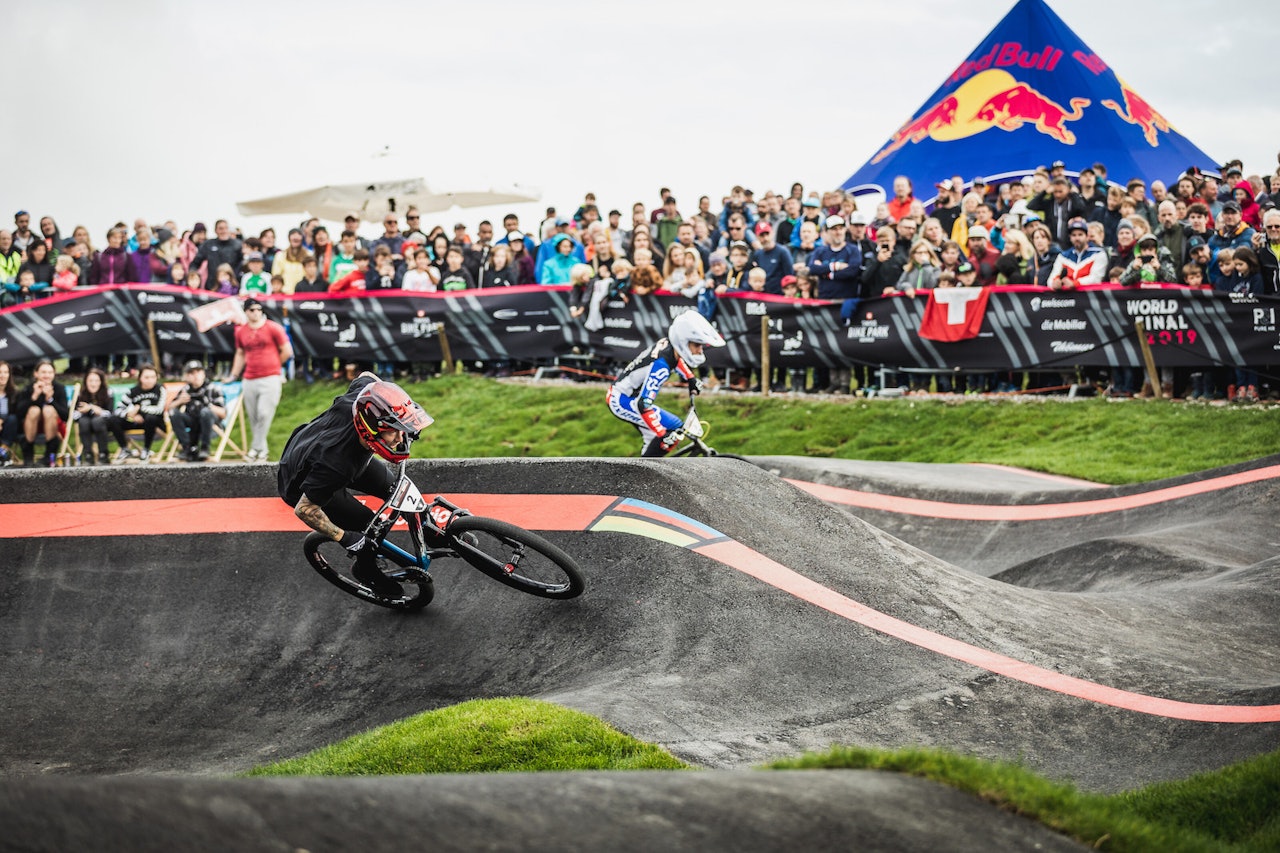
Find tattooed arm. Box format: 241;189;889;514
295;495;344;540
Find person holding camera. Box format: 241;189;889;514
1119;233;1176;286
169;360;226;462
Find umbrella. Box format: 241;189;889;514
235;177;540;222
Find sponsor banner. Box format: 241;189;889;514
0;283;1275;370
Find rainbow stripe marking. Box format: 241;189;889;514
587;498;728;549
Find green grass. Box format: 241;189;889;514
767;745;1280;853
268;374;1280;484
244;697;687;776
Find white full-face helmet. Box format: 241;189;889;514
667;311;725;368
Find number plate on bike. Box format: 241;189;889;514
391;475;429;513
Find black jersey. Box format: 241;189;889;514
277;375;379;507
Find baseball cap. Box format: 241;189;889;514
935;179;955;191
728;240;751;253
709;251;728;266
1221;200;1242;214
506;230;525;242
957;262;975;274
15;209;29;217
344;212;359;221
801;197;820;208
1137;233;1159;247
1079;166;1096;175
1067;217;1088;233
1188;235;1208;250
968;225;989;239
61;237;77;249
825;215;846;228
1020;176;1035;187
183;359;206;372
1051;160;1066;169
1226;166;1243;176
192;222;207;233
847;211;869;226
554;217;569;226
1117;218;1135;232
780;274;798;288
454;222;467;230
243;297;264;311
245;251;264;262
754;221;773;235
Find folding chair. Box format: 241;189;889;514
209;382;249;463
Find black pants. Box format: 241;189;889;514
315;462;397;533
108;413;165;450
170;406;217;451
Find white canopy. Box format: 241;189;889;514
235;177;540;222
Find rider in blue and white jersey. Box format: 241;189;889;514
607;311;725;457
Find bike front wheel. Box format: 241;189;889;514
303;532;435;611
448;516;585;599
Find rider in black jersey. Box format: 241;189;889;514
278;372;433;598
607;311;725;456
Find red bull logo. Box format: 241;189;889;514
1102;78;1171;147
870;69;1089;162
974;84;1089;145
871;96;959;164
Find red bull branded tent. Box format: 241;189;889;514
841;0;1218;203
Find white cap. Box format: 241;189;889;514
825;215;846;228
968;225;990;240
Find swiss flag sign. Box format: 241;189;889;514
918;287;990;342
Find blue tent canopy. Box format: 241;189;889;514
841;0;1218;202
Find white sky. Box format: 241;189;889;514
7;0;1277;242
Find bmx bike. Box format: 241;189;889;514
303;461;585;611
665;388;750;462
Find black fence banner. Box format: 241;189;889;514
1;283;1275;370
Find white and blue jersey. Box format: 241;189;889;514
607;338;693;456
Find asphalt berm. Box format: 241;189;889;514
3;455;1277;851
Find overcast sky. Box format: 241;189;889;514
7;0;1276;242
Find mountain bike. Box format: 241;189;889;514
666;388;750;462
303;461;585;611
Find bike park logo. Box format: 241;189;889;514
334;324;359;348
1029;296;1076;311
147;311;185;323
51;312;78;325
156;329;193;342
297;301;326;311
872;68;1087;164
62;324;90;335
136;291;175;305
745;302;769;316
399;312;441;338
505;325;532;333
603;316;633;329
492;309;519;320
849;311;890;343
603;336;641;348
780;329;806;354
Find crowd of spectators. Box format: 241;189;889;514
1;155;1277;415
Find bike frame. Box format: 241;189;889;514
363;461;470;573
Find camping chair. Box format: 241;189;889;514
209;381;248;463
55;383;80;467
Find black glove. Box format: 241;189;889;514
339;530;370;554
689;377;705;396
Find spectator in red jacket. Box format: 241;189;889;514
886;176;915;223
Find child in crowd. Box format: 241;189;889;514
1181;264;1204;287
3;269;44;305
746;267;768;292
52;254;80;291
401;249;439;292
185;271;203;290
269;275;286;295
706;252;728;291
328;230;359;283
1211;248;1235;289
328;249;370;293
294;256;327;293
439;246;475;291
719;242;750;292
213;263;238;295
239;252;270;295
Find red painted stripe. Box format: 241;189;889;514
787;464;1280;520
692;539;1280;723
0;494;619;539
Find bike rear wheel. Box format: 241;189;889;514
448;516;585;599
303;532;435;611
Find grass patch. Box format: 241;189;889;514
268;374;1280;484
244;697;688;776
767;745;1280;852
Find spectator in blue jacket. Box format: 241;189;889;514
807;216;862;300
751;223;793;295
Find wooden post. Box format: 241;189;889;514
760;314;771;397
1134;319;1163;400
437;320;454;375
145;318;162;371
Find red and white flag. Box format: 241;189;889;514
918;287;990;342
189;296;247;333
